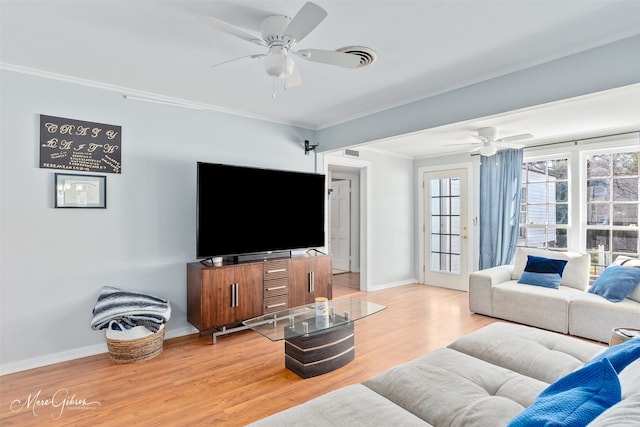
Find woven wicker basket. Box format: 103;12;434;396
106;325;165;363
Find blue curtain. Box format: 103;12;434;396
479;148;523;269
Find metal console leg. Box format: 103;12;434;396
211;324;250;344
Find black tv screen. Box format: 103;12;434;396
196;162;326;259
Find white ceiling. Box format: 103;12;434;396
364;84;640;159
1;0;639;158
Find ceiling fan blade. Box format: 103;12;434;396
285;63;303;88
499;133;534;143
200;16;266;47
470;134;487;142
297;49;361;68
284;2;327;42
212;54;265;70
445;142;482;146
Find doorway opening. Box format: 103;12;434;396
326;155;369;292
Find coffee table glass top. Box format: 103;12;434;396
243;296;386;342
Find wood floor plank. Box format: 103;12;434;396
0;282;498;426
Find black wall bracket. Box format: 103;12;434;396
305;140;319;155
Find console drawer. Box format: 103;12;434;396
264;277;288;297
264;295;288;314
263;260;289;314
264;260;289;280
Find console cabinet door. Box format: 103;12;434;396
201;266;236;329
289;256;332;307
311;255;332;300
288;258;312;306
233;263;264;321
191;263;264;331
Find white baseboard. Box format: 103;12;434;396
0;343;108;376
0;325;197;375
367;278;417;291
165;325;199;340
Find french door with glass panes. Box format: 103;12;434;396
424;168;469;291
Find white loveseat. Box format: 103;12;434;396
469;247;640;343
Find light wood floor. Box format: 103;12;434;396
0;282;498;426
332;271;361;295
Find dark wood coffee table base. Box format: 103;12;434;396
284;323;355;378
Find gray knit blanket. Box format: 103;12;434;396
91;286;171;332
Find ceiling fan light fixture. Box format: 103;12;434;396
204;2;371;88
263;46;295;78
480;145;497;157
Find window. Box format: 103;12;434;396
519;158;569;250
430;177;461;273
585;151;639;278
518;139;640;282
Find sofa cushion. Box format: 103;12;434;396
508;359;621;427
469;265;514;316
612;255;640;268
629;286;640;303
448;322;604;384
589;265;640;302
518;271;562;289
569;292;640;343
619;356;640;398
493;281;583;334
587;393;640;426
523;255;568;275
364;347;547;427
246;384;431;427
612;255;640;303
575;356;640;426
512;247;590;290
517;255;569;289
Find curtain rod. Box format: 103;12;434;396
470;130;639;157
523;130;640;150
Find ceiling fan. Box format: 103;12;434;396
458;127;534;156
200;2;363;88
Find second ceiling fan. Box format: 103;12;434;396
464;127;534;156
201;2;364;88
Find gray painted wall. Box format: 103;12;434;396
0;70;416;373
0;70;320;370
2;34;638;372
317;35;640;150
365;151;414;287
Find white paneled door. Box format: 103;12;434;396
424;168;469;291
330;179;351;273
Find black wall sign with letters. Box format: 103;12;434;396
39;115;122;174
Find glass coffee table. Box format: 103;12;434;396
243;296;386;378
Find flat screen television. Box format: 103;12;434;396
196;162;326;259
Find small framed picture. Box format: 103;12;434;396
55;173;107;208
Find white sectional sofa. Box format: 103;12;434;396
248;322;640;426
469;247;640;343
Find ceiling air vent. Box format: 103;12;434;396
336;46;378;68
344;149;360;157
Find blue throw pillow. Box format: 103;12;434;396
524;255;568;275
508;358;621;427
588;337;640;373
589;265;640;302
517;256;568;289
518;271;562;289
